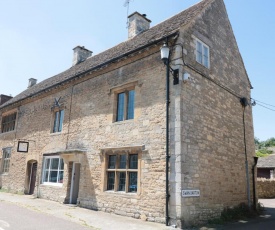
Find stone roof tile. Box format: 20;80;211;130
257;154;275;168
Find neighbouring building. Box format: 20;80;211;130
0;0;255;227
257;154;275;179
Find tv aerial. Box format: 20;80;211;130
124;0;133;28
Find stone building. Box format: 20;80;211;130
0;0;255;227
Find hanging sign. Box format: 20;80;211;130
17;141;29;153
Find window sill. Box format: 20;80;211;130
196;61;210;69
0;173;9;176
103;190;138;197
40;183;63;187
0;130;16;135
112;119;134;125
50;132;63;136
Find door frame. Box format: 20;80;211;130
69;162;80;204
27;160;37;195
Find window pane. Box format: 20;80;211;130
43;170;49;182
49;171;58;182
45;158;50;170
119;155;126;169
129;154;138;169
53;111;59;132
196;41;202;64
51;158;59;170
58;171;64;183
197;41;202;52
116;93;125;121
58;110;64;132
108;155;116;169
59;158;64;170
107;172;115;190
118;172;126;191
127;90;135;120
128;172;137;192
203;55;209;68
203;46;209;67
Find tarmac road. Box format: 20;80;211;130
0;201;90;230
1;192;275;230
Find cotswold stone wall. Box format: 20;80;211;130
257;178;275;198
0;0;255;227
0;46;168;223
168;0;255;227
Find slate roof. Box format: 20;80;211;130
257;154;275;168
0;0;213;109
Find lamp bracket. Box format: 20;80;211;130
169;68;179;85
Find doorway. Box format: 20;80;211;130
27;161;37;195
70;163;80;204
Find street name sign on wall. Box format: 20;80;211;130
182;190;200;197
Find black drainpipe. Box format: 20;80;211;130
240;97;251;208
165;38;171;226
252;156;258;210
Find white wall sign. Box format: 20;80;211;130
182;189;200;197
17;141;29;153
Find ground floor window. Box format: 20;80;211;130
1;147;11;173
106;153;138;193
42;156;64;184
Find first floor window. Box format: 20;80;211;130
196;39;210;68
106;153;138;193
116;90;135;122
53;109;64;133
1;112;17;133
42;156;64;184
1;148;11;173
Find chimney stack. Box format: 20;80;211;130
0;94;13;105
28;78;37;88
128;12;151;39
72;46;92;66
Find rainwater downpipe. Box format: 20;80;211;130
240;97;251;208
165;48;170;226
252;156;258;210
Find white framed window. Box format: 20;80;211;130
196;39;210;68
42;156;64;185
1;147;11;174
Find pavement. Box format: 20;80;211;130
0;192;170;230
0;192;275;230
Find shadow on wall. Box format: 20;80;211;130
64;153;98;209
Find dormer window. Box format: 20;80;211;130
196;39;210;68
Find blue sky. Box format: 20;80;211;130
0;0;274;141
